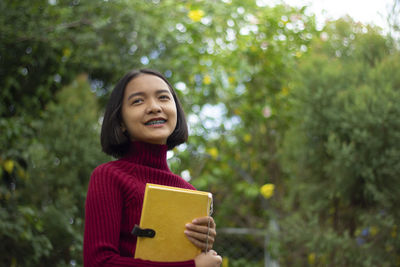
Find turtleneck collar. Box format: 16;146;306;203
122;141;170;171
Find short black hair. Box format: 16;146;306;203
100;69;188;158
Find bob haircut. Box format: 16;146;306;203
100;69;188;158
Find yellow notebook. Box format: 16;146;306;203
134;183;213;262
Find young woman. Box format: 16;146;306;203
84;69;222;267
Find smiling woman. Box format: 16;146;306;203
100;69;188;158
120;74;178;146
84;69;222;267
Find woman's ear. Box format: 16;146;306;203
120;122;127;133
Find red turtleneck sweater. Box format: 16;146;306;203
84;141;196;267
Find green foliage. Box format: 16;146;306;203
168;1;317;230
1;77;107;266
1;0;399;266
0;0;184;117
280;18;400;266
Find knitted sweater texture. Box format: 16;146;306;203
84;141;196;267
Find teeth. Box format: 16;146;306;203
146;120;166;125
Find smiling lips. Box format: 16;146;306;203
145;118;167;126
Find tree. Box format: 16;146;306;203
279;18;400;266
1;74;108;266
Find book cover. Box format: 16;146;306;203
134;183;213;262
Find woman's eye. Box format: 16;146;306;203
159;95;170;100
131;98;143;105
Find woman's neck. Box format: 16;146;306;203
123;141;170;171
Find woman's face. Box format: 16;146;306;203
121;74;177;145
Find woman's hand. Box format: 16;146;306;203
194;250;222;267
185;216;217;251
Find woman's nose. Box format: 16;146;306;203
146;99;162;113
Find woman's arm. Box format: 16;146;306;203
84;165;196;267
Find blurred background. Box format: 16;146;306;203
1;0;399;266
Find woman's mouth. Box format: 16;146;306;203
145;119;166;126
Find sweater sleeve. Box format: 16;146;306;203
83;165;196;267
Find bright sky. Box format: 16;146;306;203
277;0;394;30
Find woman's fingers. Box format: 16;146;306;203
186;223;216;235
209;249;218;256
185;216;217;250
194;250;222;267
192;216;216;228
185;218;216;251
185;235;208;250
186;216;216;237
185;223;216;243
185;227;215;243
